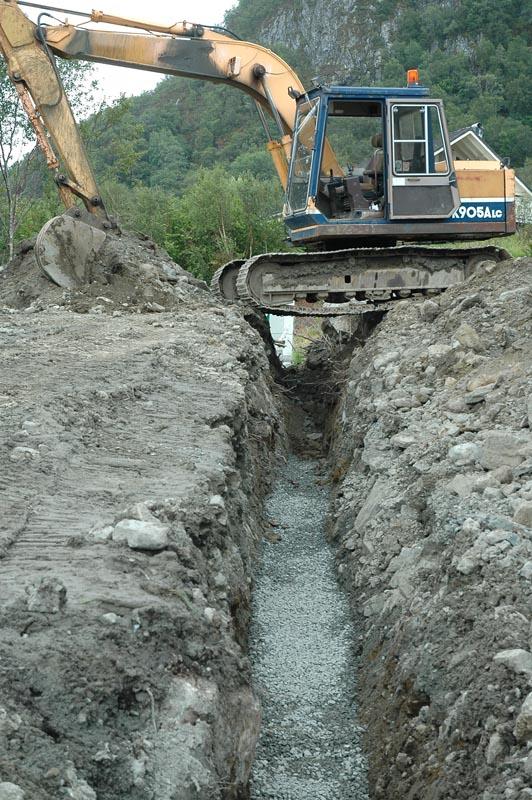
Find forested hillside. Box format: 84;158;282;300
90;0;531;191
231;0;531;168
0;0;530;272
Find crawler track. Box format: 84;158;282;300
213;245;509;316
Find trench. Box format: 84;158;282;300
246;317;383;800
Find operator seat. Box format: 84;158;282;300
360;132;384;201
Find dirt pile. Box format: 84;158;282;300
0;234;283;799
0;230;205;314
329;256;532;799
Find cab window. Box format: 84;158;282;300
392;105;449;175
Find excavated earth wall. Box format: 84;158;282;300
2;231;532;800
0;234;283;800
329;256;532;800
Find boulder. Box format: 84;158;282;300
113;518;169;550
448;442;480;466
493;649;532;679
454;322;484;352
0;785;25;800
513;502;532;528
25;578;67;613
354;478;395;539
419;299;439;322
514;692;532;741
485;732;505;764
479;432;527;469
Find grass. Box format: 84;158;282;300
291;321;323;366
433;226;532;257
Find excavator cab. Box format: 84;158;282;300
284;85;466;247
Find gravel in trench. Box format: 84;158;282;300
250;453;368;800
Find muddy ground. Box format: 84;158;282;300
0;234;282;799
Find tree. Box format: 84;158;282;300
166;165;286;280
0;57;97;262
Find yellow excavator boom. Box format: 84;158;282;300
0;0;342;212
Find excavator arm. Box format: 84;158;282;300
0;0;341;211
0;0;107;217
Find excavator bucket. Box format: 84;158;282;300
35;215;107;288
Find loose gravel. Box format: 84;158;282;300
250;453;368;799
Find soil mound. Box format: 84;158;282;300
0;229;207;314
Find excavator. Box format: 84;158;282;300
0;0;516;315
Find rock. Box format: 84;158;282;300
204;607;216;624
455;554;478;575
520;562;532;580
101;613;120;625
427;343;455;365
25;578;67;613
513;502;532;528
64;763;97;800
492;466;513;484
391;432;419;449
479;432;527;469
446;397;469;413
87;525;113;543
524;752;532;778
527;395;532;427
465;384;496;405
448;474;477;496
209;494;226;509
453;322;484;352
493;649;532;679
9;446;39;462
485;731;505;764
420;299;439;321
514;692;532;741
119;501;155;522
354;478;389;534
391;395;420;409
0;784;25;800
373;350;399;370
499;287;530;301
113;518;169;551
456;293;484;312
467;373;500;392
448;442;480;466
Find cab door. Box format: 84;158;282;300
386;100;459;219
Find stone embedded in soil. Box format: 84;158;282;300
25;577;67;613
479;430;528;469
64;764;97;800
514;501;532;527
0;784;25;800
514;692;532;741
494;649;532;679
453;321;484;351
87;525;113;543
485;732;506;764
113;518;169;550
